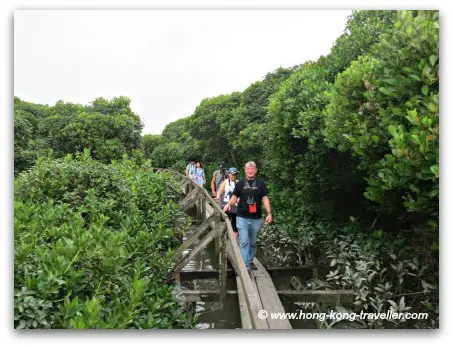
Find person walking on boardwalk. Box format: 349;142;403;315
211;161;229;197
194;161;206;187
222;161;272;274
185;158;196;180
216;167;239;239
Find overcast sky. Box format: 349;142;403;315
14;10;352;134
4;1;453;346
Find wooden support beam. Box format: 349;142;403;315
266;266;333;280
177;265;334;281
173;213;220;259
178;188;199;212
200;195;206;222
218;224;228;302
166;222;223;282
214;233;220;259
226;240;239;275
236;277;253;329
203;195;215;216
277;289;355;305
178;290;238;302
196;195;203;222
178;289;355;305
179;268;235;281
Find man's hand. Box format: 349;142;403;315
212;190;216;197
265;213;273;224
223;204;230;213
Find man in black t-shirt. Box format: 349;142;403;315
223;161;272;274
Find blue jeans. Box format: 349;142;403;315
236;216;264;271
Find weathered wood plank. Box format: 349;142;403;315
179;290;238;302
178;188;200;212
178;266;335;281
223;218;268;329
236;277;253;329
278;289;355;305
252;258;292;329
179;268;235;281
204;197;215;216
173;213;220;259
218;224;228;301
179;289;355;305
226;240;239;275
266;266;333;279
166;225;222;282
196;195;205;222
163;169;269;329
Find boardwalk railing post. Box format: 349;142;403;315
172;213;219;260
159;168;279;329
201;194;206;221
196;194;205;224
218;223;228;303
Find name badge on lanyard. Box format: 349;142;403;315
249;203;257;213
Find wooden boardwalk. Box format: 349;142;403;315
160;169;354;329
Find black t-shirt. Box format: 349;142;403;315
232;178;268;219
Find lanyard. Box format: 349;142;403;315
245;179;256;205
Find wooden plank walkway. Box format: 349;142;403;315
157;168;354;330
251;258;292;329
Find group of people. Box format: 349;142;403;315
185;159;206;187
185;159;272;275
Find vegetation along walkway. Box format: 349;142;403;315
160;169;354;329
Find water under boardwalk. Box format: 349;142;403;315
178;231;242;329
169;174;355;330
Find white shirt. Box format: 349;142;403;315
223;179;236;203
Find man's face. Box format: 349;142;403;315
245;165;257;179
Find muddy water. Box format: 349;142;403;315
179;237;242;329
176;219;338;329
178;238;318;329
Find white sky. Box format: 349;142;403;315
2;0;453;346
14;10;351;134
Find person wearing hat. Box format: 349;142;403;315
216;167;239;238
210;161;229;198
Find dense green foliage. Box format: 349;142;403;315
14;96;143;173
15;10;439;329
153;10;439;328
14;152;194;328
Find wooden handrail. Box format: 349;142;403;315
155;168;268;329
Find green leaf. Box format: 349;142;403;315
429;55;437;66
422;85;429;96
388;125;397;136
379;87;390;95
430;164;439;177
408;74;421;81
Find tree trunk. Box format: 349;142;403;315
230;150;238;168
